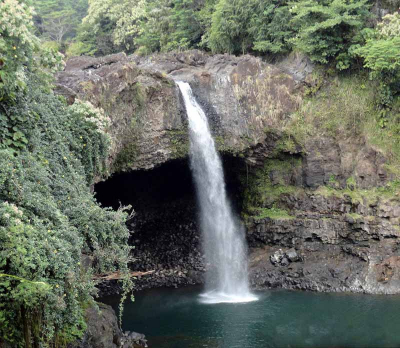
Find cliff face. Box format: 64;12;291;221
56;53;184;172
245;155;400;294
56;50;302;171
57;51;400;295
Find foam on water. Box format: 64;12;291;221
200;291;259;304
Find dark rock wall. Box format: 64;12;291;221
94;156;246;291
242;144;400;294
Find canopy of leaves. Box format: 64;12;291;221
79;0;204;56
75;0;375;64
356;12;400;97
79;0;145;54
0;0;64;147
0;0;39;102
208;0;293;55
0;81;133;347
289;0;372;70
32;0;89;43
0;3;132;347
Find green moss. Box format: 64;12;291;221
112;142;138;172
274;135;298;154
249;206;294;220
284;74;375;144
214;136;227;152
304;69;325;96
215;135;230;153
168;129;189;159
241;157;303;216
214;135;247;155
346;176;357;190
283;73;400;178
328;174;340;188
365;98;400;179
346;212;363;220
316;181;400;205
346;213;376;222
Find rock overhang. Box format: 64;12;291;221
56;50;305;175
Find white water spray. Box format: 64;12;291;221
177;81;257;304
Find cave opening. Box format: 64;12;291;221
94;154;247;289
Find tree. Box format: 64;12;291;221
78;0;146;55
0;3;132;346
41;9;76;43
356;12;400;106
208;0;293;55
0;0;63;104
289;0;372;70
198;0;218;48
32;0;89;44
249;1;293;54
208;0;255;54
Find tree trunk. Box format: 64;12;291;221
21;306;31;348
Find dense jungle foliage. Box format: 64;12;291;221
1;0;400;346
0;1;132;347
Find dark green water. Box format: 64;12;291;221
102;286;400;348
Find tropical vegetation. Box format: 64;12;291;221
1;0;400;346
0;1;132;346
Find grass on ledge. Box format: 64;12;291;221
249;206;294;220
316;181;400;205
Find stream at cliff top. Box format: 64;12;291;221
102;286;400;348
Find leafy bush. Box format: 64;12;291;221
0;0;39;102
355;13;400;103
78;0;146;55
65;41;95;58
208;0;293;55
0;0;64;154
250;1;293;54
208;0;254;54
289;0;371;70
0;72;132;346
32;0;89;44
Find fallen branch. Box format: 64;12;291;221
94;270;155;281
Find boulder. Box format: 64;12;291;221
68;303;146;348
270;249;285;265
286;249;299;262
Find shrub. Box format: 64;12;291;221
0;74;132;347
65;41;95;58
208;0;256;54
0;0;63;103
289;0;372;70
355;13;400;103
208;0;294;55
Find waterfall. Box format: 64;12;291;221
177;81;257;304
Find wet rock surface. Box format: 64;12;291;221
126;203;205;291
247;191;400;294
95;155;244;294
68;303;147;348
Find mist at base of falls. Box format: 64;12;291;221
177;81;256;304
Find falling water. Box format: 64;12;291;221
177;81;257;304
